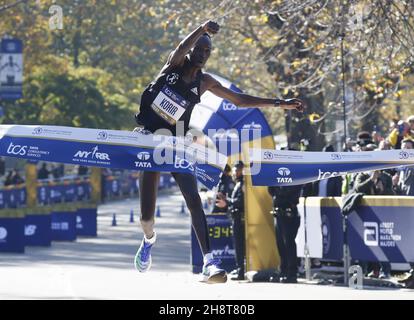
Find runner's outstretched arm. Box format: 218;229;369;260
202;73;305;112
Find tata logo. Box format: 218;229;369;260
363;222;378;246
331;153;342;160
24;225;37;236
97;131;108;140
74;146;110;160
32;127;43;135
7;142;27;156
222;101;237;111
174;156;194;172
135;161;152;168
317;169;347;180
76;216;82;224
278;167;291;176
0;227;8;240
277;167;292;183
399;151;410;159
166;73;179;85
264;151;274;160
135;151;152;168
137;151;151;161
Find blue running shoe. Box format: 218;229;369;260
134;232;156;272
202;253;227;283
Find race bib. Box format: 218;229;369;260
151;85;190;125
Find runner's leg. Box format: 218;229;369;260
139;171;160;239
171;172;210;254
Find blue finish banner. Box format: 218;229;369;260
0;125;227;190
25;214;52;246
250;148;414;186
191;214;236;273
0;218;25;253
51;211;77;241
76;207;97;237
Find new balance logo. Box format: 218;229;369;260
190;87;198;95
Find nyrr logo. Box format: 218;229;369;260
242;121;262;130
317;169;347;180
24;225;37;236
263;151;274;160
0;227;8;240
277;167;292;183
7;142;27;156
135;151;152;168
363;222;379;247
74;146;110;160
166;73;179;85
174;155;194;172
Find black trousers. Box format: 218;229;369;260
232;213;245;272
139;171;210;254
275;212;300;278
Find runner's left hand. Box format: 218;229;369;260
280;98;305;112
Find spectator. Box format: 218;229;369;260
11;169;24;185
393;139;414;196
356;131;375;149
4;170;13;186
314;145;342;197
343;138;356;152
0;157;5;176
78;165;89;176
38;163;50;180
406;115;414;140
378;139;391;150
387;120;410;149
52;163;65;179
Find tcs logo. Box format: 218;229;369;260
7;143;27;156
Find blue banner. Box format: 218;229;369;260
298;197;414;263
0;218;25;253
51;211;77;241
348;204;414;263
0;38;23;100
76;207;97;237
25;214;52;246
0;188;26;208
250;149;414;186
191;214;236;273
0;125;227;190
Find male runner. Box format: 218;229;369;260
134;20;304;283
